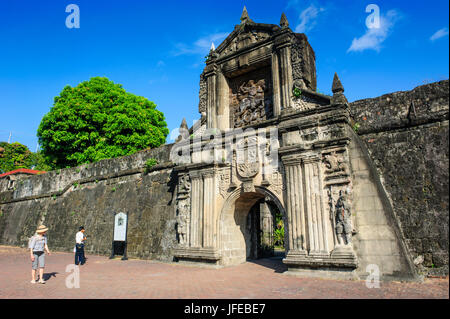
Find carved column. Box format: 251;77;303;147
282;155;307;256
205;64;217;129
216;71;230;130
278;43;293;110
271;51;281;117
202;170;216;247
189;171;203;247
302;155;329;257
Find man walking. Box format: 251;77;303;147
75;226;86;265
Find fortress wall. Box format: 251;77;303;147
349;129;416;280
0;80;448;275
0;144;178;261
350;80;449;276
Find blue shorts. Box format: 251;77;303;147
32;251;45;269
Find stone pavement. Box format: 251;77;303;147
0;246;448;299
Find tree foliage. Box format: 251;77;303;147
37;77;169;169
0;142;50;173
274;213;285;248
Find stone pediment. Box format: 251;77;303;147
215;23;280;58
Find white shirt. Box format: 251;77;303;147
76;231;85;244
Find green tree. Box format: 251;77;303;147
274;213;285;249
37;77;169;168
0;142;33;173
0;142;51;173
30;151;53;171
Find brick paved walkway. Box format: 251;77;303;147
0;245;448;299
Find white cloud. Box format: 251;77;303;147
347;10;400;53
294;4;325;33
430;27;449;42
172;32;228;56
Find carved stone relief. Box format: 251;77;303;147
176;198;190;246
236;135;260;179
198;75;207;115
290;35;317;91
291;41;305;89
334;191;353;246
218;169;231;198
300;127;319;143
268;171;284;196
229;67;273;128
322;147;355;250
319;125;345;141
322;150;350;183
223;37;238;56
237;162;260;179
221;31;271;57
176;174;191;246
178;174;191;195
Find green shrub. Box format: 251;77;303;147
293;87;302;98
145;158;158;173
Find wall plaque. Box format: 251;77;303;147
110;212;128;260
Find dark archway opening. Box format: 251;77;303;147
245;198;286;261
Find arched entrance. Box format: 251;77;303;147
219;187;286;266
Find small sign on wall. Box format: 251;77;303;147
114;212;127;241
110;212;128;260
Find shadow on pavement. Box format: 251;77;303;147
247;254;288;274
43;272;59;281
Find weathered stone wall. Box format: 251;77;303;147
350;80;449;276
349;129;416;279
0;144;178;261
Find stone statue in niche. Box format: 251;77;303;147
176;174;191;246
233;79;273;127
334;191;352;246
176;199;190;246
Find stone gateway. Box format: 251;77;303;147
170;9;418;279
0;8;448;281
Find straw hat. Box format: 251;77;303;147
36;225;48;234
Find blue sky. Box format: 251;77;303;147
0;0;448;150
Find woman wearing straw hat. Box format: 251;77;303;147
29;225;51;284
